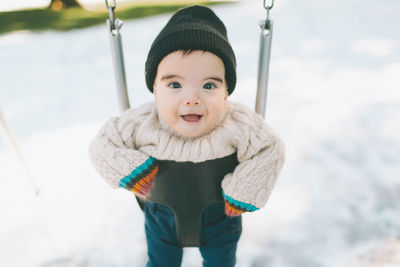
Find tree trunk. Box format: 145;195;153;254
48;0;82;11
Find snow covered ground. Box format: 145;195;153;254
0;0;399;266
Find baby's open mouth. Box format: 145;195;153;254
181;114;202;122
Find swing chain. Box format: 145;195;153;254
105;0;116;9
105;0;117;30
262;0;274;27
105;0;123;33
263;0;274;10
263;0;274;21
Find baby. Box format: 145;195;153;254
89;5;285;267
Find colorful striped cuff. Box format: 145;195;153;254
119;157;158;196
222;190;259;216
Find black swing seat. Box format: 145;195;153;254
136;152;238;247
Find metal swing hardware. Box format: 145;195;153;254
104;0;275;247
105;0;130;112
255;0;274;118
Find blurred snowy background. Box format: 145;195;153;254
0;0;399;266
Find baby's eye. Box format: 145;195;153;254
168;82;182;89
203;83;216;90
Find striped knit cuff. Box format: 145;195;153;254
222;190;259;217
119;157;158;198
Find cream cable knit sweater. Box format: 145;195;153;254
89;101;285;210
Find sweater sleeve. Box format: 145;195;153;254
88;106;158;197
221;104;285;216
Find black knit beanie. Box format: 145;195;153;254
145;5;236;95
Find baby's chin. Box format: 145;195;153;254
174;122;209;138
174;119;223;139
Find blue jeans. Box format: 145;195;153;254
144;201;242;267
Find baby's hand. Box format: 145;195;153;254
222;190;259;217
130;165;158;198
118;157;159;198
224;200;246;217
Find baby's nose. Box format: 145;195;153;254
184;95;202;106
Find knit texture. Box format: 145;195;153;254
145;5;236;95
88;111;159;198
89;101;285;212
119;157;158;198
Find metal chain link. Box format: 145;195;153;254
105;0;116;9
263;0;274;10
263;0;274;21
105;0;117;30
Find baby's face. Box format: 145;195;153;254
153;50;228;138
